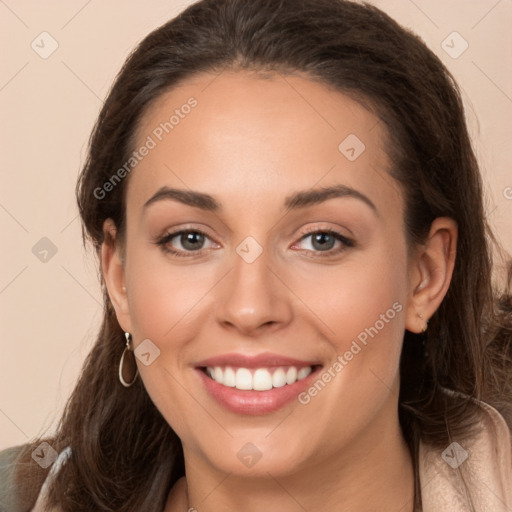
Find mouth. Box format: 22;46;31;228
200;365;319;391
194;352;323;415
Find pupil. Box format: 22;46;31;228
312;233;334;251
182;232;204;250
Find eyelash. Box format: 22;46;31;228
296;227;354;257
155;229;217;258
154;227;354;259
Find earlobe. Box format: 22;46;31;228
405;217;457;333
101;218;132;332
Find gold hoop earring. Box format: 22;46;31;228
119;332;139;388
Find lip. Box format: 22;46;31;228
194;352;323;415
195;352;320;369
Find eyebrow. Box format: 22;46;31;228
143;184;377;214
283;184;377;213
143;187;220;211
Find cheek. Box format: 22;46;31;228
290;247;409;439
125;245;219;340
290;244;409;400
122;246;223;439
290;244;408;347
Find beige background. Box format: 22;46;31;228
1;0;511;451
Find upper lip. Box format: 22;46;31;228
195;352;321;369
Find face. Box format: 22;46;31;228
105;70;423;478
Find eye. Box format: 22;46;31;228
174;231;206;251
293;229;354;255
155;229;217;257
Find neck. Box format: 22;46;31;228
166;414;415;512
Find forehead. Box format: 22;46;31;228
127;70;400;215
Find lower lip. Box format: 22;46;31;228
196;367;321;415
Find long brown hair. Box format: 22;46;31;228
15;0;512;510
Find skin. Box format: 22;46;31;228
101;70;457;511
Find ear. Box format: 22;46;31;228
405;217;457;333
101;218;133;333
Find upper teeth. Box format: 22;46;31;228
206;366;313;390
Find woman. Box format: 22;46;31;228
1;0;511;510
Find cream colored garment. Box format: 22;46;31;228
32;402;511;512
419;400;512;511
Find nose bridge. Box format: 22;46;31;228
216;241;292;333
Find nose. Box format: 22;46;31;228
216;247;293;336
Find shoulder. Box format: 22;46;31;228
419;399;512;511
0;443;40;512
0;443;71;512
30;446;71;512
